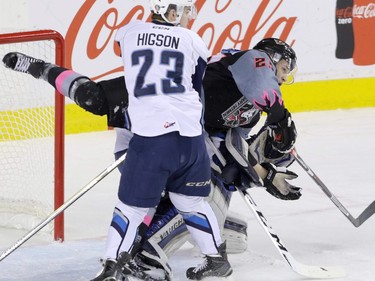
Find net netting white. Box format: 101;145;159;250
0;38;57;233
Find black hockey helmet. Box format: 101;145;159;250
253;38;297;72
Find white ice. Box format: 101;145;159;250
1;108;374;281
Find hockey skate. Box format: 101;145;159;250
91;252;131;281
90;259;123;281
186;243;233;280
2;52;46;78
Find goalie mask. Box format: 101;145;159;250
149;0;197;25
254;38;297;84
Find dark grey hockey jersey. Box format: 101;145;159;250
203;48;286;135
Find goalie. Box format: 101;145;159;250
3;37;301;280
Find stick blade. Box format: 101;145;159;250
294;263;346;279
356;200;375;227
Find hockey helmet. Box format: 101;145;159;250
149;0;197;25
254;38;297;83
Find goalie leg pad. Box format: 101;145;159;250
205;178;232;230
139;180;247;264
139;201;186;278
222;212;248;254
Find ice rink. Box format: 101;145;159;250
1;108;375;281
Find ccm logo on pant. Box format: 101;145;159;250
186;180;211;187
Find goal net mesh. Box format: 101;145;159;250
0;32;62;235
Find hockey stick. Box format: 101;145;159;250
205;133;345;278
291;149;375;227
238;188;346;279
0;153;126;262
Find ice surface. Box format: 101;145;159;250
1;108;374;281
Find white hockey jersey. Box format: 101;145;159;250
115;20;209;137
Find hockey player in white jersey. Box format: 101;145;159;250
97;1;231;280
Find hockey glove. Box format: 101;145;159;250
248;127;295;168
2;52;46;79
261;162;302;200
268;109;297;153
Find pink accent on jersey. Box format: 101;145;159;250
253;89;283;110
56;70;75;94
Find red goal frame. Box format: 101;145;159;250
0;30;65;241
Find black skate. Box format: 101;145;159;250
90;259;122;281
91;252;131;281
186;243;233;280
91;251;167;281
2;52;46;78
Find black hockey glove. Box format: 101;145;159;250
247;127;295;168
3;52;46;79
268;109;297;153
261;162;302;200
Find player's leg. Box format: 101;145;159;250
3;52;126;128
169;192;233;280
91;201;150;281
167;134;233;280
92;134;171;281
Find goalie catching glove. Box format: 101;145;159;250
2;52;47;79
261;162;302;200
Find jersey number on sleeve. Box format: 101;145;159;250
132;49;185;97
254;57;274;70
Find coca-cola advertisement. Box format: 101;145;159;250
57;0;300;80
335;0;354;59
1;0;375;81
352;0;375;65
336;0;375;65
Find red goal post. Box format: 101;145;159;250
0;30;65;241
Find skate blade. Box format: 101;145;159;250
201;276;234;281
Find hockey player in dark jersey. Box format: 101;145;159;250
3;37;301;280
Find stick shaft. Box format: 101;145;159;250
0;154;126;262
291;149;375;227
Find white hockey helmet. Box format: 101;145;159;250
149;0;197;25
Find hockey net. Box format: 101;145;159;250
0;30;65;241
